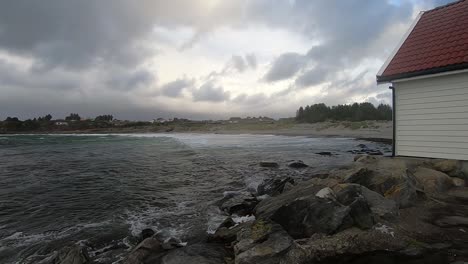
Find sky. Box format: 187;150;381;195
0;0;455;120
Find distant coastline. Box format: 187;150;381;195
0;120;393;144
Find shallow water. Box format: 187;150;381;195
0;133;390;263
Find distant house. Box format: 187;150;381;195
54;120;68;126
377;0;468;160
229;117;242;124
151;118;167;124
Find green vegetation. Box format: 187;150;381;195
295;102;392;123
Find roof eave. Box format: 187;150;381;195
376;62;468;84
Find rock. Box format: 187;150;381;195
316;151;333;156
413;167;454;193
288;160;308;168
219;217;236;229
209;222;251;243
161;237;185;250
232;220;294;264
343;158;419;208
282;182;295;193
270;197;351;239
453;177;466;187
257;177;294;197
335;186;374;229
141;228;155;240
54;245;90;264
235;228;293;264
221;193;258;216
259;161;279;168
353;154;366;161
160;243;227;264
334;184;398;221
122;237;163;264
434;216;468;227
315;187;336;200
357;144;368;149
255;180;332;220
282;227;408;262
433;159;459;173
368;150;383;156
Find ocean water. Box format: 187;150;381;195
0;133;390;263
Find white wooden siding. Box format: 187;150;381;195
394;71;468;160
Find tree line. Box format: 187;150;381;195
0;113;115;132
295;102;392;123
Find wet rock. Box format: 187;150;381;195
316;151;333;156
161;237;185;250
219;217;236;229
413;167;454;193
141;228;155;240
235;228;293;264
335;187;374;229
259;161;279;168
434;216;468;227
284;227;408;262
160;243;227;264
315;187;336;200
257;177;295;197
209;222;252;243
255;180;330;220
122;237;163;264
367;150;383;156
54;245;90;264
334;184;398;221
357;144;368;149
270;197;352;239
453;177;466;187
288;160;308;168
282;182;295;193
221;193;258;216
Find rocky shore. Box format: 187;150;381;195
54;156;467;264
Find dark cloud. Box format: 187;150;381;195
106;69;155;91
161;77;194;97
192;81;230;102
295;67;329;88
263;52;306;82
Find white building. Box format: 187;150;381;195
377;0;468;160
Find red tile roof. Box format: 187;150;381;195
378;0;468;82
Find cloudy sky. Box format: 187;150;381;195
0;0;454;120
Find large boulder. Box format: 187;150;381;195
270;197;352;239
343;157;419;208
122;237;163;264
259;161;279;168
159;243;227;264
233;220;294;264
53;245;90;264
288;160;309;168
257;177;295;197
281;227;408;262
255;180;333;220
220;193;258;216
432;159;460;174
333;184;398;221
413;167;454;194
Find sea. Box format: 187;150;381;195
0;133;390;263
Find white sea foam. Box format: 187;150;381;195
232;215;256;224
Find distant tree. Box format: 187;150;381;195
65;113;81;121
295;102;392;123
296;106;305;121
95;114;114;122
44;114;52;121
